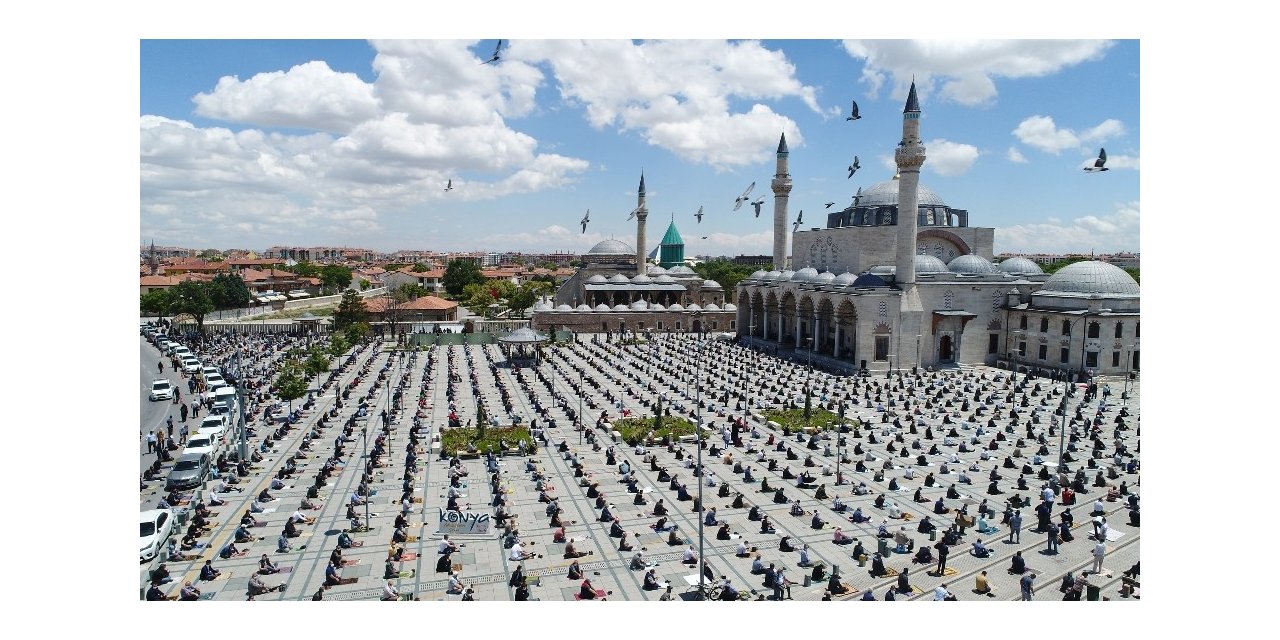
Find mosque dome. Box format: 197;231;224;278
915;255;949;274
792;267;819;283
651;303;666;311
631;274;653;284
654;274;676;283
723;303;737;311
761;270;782;282
701;279;723;289
998;257;1044;275
587;274;608;284
668;303;685;311
595;304;611;312
686;303;702;311
811;271;836;286
575;304;593;312
856;176;948;208
852;273;889;288
947;254;999;275
647;265;668;275
556;304;573;311
778;270;796;281
668;265;697;276
588;239;635;255
869;265;895;276
1039;261;1140;295
630;300;649;310
704;303;720;311
831;272;857;287
748;270;767;281
608;273;631;284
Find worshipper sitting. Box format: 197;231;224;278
978;515;999;535
894;527;915;553
912;545;934;565
1008;551;1026;575
748;505;762;521
779;535;796;552
887;501;903;519
833;527;853;545
917;516;936;534
760;516;776;534
934;497;948;514
971;539;991;558
812;511;825;529
870;552;887;577
913;487;929;503
790;499;805;517
850;507;869;523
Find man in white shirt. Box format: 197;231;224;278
510;542;535;561
1092;541;1107;574
382;580;400;601
934;583;951;600
439;535;459;554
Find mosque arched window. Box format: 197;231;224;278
1039;318;1049;333
1087;322;1100;339
1019;315;1028;330
1062;320;1072;336
1114;321;1123;339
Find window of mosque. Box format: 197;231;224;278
874;336;889;361
1135;322;1139;338
1085;351;1099;368
1087;322;1100;339
1039;318;1049;333
676;322;682;331
988;333;998;354
1115;321;1123;338
601;323;608;332
730;321;736;330
657;321;664;330
1062;320;1072;336
1018;341;1026;357
1038;344;1048;361
1112;351;1121;367
1060;347;1070;364
1019;315;1028;330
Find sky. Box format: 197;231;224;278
140;38;1139;257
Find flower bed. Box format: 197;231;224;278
613;416;696;445
762;408;848;434
440;426;534;456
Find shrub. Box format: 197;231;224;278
613;416;696;445
762;408;850;434
440;426;534;456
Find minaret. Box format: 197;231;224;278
771;133;792;271
894;80;926;283
635;172;648;276
148;239;159;276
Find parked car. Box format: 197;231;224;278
140;509;174;562
201;366;221;380
181;357;202;374
166;453;210;491
182;435;220;460
149;379;173;401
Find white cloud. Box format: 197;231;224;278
694;231;775;256
996;201;1139;253
193;61;380;133
1013;115;1126;155
516;39;820;169
842;40;1113;107
924;138;979;176
1006;147;1028;164
479;224;609;252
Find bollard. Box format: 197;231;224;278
1086;583;1101;601
929;529;937;542
857;554;866;567
877;538;890;557
803;575;812;587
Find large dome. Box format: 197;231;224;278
948;254;999;275
856;176;948;208
588;239;635;255
1040;261;1139;295
915;254;949;274
998;257;1044;275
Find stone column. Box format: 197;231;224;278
794;314;802;349
833;321;841;358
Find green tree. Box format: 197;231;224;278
1042;256;1091;274
275;360;309;412
462;282;497;316
169;281;215;333
333;290;367;330
320;265;353;292
290;261;320;277
393;283;430;302
327;334;350;360
343;321;372;345
538;262;558;270
442;259;485;296
198;249;222;261
410;263;430;273
140;289;172;319
304;346;330;379
359;279;372;291
506;283;538;316
692;259;757;298
209;273;252;310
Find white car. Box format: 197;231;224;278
140;509;174;562
199;414;226;431
204;373;226;389
182;434;220;459
198;422;229;446
201;366;221;380
182;357;202;374
149;379;173;401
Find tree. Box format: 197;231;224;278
442;259;485;296
410;263;431;273
327;334;350;360
209;273;252;310
343;321;371;345
198;249;222;261
692;259;757;298
506;284;538;316
290;261;320;278
169;281;215;334
333;290;367;330
320;265;353;292
393;283;430;302
462;282;497;316
359;279;372;291
304;346;330;379
275;360;309;412
140;289;172;319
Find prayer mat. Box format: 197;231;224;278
398;570;416;579
342;559;361;566
400;553;418;561
407;535;419;542
910;585;924;595
337;577;359;586
452;563;463;573
940;567;958;576
198;592;217;600
881;567;899;577
276;566;294;574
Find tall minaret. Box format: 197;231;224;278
635;172;648;276
894;80;926;283
771;133;792;271
148;239;159;276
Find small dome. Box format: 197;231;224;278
532;301;551;311
654;274;675;283
947;254;999;275
748;270;767;280
587;274;608;284
704;303;721;311
778;270;796;281
650;303;666;311
647;265;668;275
630;300;649;310
556;304;573;311
761;270;782;282
595;303;611;312
792;267;819;282
701;279;722;289
631;274;653;284
575;304;592;312
869;265;895;275
831;271;857;286
612;304;629;311
668;265;696;275
608;273;631;284
1039;261;1139;295
686;303;702;311
668;303;685;311
588;239;635;255
998;257;1044;275
915;255;949;274
811;271;836;285
852;273;889;288
723;303;737;311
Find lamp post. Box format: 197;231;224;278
1122;345;1133;406
229;350;249;462
804;337;814;434
915;334;921;376
694;334;709;599
1010;329;1022;387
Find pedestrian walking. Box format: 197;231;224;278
1046;525;1058;554
1091;541;1106;575
1020;572;1036;600
146;432;156;454
934;538;949;576
1009;510;1022;543
180;404;189;423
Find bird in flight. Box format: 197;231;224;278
847;156;861;178
792;210;804;233
824;202;836;209
733;182;756;211
580;209;590;233
846;100;861;121
750;197;765;218
694;205;704;224
481;40;504;65
1083;148;1110;172
444;179;453;192
627;206;641;221
700;236;709;240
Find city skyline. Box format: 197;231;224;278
141;39;1139;256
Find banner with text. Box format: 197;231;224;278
436;509;492;536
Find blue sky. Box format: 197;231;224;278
140;39;1139;256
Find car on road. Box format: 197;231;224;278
199;414;226;431
201;366;221;380
166;452;210;491
182;435;220;460
149;379;173;401
140;509;174;562
181;357;202;374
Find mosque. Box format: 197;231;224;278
735;81;1140;378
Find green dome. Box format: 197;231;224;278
658;220;685;269
660;221;684;247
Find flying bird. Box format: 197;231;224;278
627;206;641;221
750;197;765;218
846;100;861;121
792;210;804;233
700;236;709;240
733;181;756;211
481;40;504;65
694;205;704;224
580;209;590;233
853;186;862;205
1084;148;1110;172
824;202;836;209
444;179;453;192
847;156;860;178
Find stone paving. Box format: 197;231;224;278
140;331;1139;602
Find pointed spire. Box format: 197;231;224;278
639;171;646;195
904;78;920;113
777;132;788;154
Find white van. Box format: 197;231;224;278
173;346;192;360
213;386;237;412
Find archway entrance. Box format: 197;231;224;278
692;319;702;333
939;335;954;362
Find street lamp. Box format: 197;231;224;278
694;335;709;599
228;350;250;462
804;337;814;434
915;334;921;376
1122;345;1134;406
1010;329;1022;387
